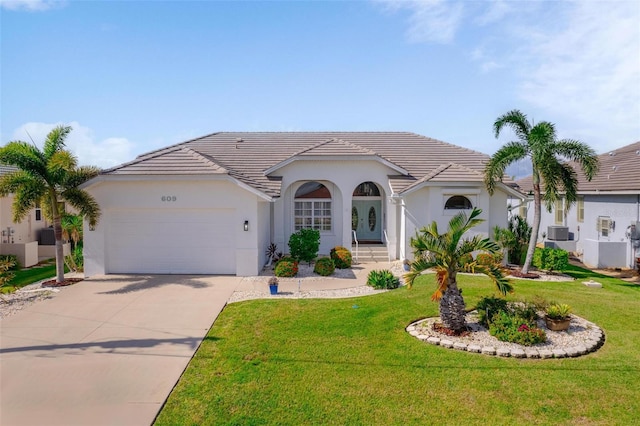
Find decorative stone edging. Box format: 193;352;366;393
406;313;605;359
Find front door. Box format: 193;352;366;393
352;200;382;242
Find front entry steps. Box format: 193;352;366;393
352;244;389;264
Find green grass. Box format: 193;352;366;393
155;265;640;425
0;261;58;293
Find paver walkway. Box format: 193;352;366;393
0;274;242;426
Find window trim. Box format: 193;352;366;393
293;181;333;233
554;198;564;225
444;195;473;210
577;196;584;223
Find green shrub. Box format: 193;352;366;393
366;269;400;289
274;259;299;277
475;296;509;327
288;229;320;265
330;248;352;269
510;301;539;323
533;248;569;272
488;311;546;346
0;254;20;270
313;257;335;276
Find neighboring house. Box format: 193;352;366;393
511;141;640;269
0;165;51;267
82;132;522;276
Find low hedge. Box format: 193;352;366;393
330;247;352;269
314;257;335;276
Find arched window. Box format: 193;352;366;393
294;182;332;231
353;182;380;197
444;195;472;210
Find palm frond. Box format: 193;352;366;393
403;257;438;289
472;263;513;295
62;166;101;189
61;188;101;229
483;141;528;194
493;109;531;141
0;141;47;179
43;125;71;160
554;139;600;181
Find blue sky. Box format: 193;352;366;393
1;0;639;177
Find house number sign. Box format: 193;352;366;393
161;196;177;202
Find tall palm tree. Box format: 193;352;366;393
404;208;512;333
484;109;599;274
0;125;101;283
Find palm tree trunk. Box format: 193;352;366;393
49;191;65;284
438;276;467;332
522;183;542;274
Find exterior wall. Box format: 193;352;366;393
514;193;640;268
84;178;264;276
272;160;395;256
0;241;39;268
402;183;509;260
0;195;49;245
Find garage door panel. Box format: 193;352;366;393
107;209;236;274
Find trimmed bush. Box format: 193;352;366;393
274;258;299;277
313;257;335;276
366;269;400;289
488;311;546;346
289;229;320;265
533;248;569;272
330;248;352;269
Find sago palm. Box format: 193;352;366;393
404;208;512;333
484;109;599;274
0;125;101;283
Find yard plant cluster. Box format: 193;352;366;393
272;230;353;278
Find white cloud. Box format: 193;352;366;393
376;0;463;44
377;0;640;152
0;0;67;11
516;1;640;150
11;122;135;169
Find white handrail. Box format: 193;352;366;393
383;229;391;263
351;230;359;263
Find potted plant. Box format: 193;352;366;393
545;303;572;331
268;276;279;295
403;259;411;272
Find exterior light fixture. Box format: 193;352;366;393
244;220;249;232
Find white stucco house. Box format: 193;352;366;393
82;132;522;276
511;141;640;269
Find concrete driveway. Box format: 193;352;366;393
0;274;242;426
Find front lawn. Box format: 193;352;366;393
0;260;61;294
155;266;640;425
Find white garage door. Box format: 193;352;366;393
107;209;236;274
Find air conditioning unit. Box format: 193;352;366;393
547;226;569;241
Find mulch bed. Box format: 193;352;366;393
41;278;84;288
508;269;541;279
433;322;471;337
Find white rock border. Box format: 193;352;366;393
406;311;605;359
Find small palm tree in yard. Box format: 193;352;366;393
0;125;101;284
62;213;83;250
484;109;599;274
404;208;513;333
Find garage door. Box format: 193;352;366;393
107;209;236;274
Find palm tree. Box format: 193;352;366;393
404;208;513;333
0;125;101;284
61;213;84;250
484;109;599;274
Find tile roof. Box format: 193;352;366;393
516;141;640;193
103;132;495;197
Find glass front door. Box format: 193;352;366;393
352;200;382;242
